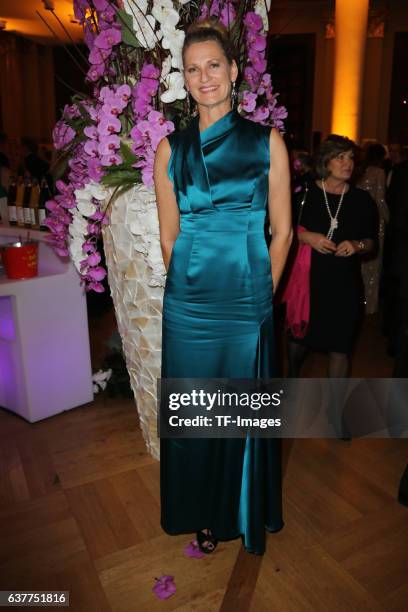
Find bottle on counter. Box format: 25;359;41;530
23;173;32;229
7;177;17;226
15;175;25;228
29;178;40;229
38;178;50;230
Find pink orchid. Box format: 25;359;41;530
98;116;121;135
244;12;263;31
252;56;267;74
116;84;131;103
199;3;209;19
130;125;145;148
83;240;97;253
100;86;115;101
92;0;109;10
45;200;60;213
53;121;76;150
55;180;73;196
101;152;122;166
73;0;88;22
84;251;102;267
241;91;257;113
87;158;104;182
247;32;267;52
94;28;121;50
84;125;98;140
220;2;237;27
87;281;105;293
101;101;123;117
184;540;205;559
252;105;270;123
209;0;222;17
89;46;110;65
98;134;120;156
141;63;160;80
152;575;176;600
99;5;116;24
84;139;99;157
87;63;106;82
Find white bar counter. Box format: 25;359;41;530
0;226;94;422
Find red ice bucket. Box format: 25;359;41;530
0;241;39;279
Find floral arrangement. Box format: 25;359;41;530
45;0;287;292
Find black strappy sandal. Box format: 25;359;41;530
196;528;218;554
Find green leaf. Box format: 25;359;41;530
53;157;69;181
119;141;138;165
100;168;141;187
117;9;142;48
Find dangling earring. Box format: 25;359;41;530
231;81;237;108
186;92;197;117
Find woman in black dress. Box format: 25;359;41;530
287;135;379;377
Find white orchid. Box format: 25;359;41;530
161;55;172;79
68;180;109;272
69;236;85;270
123;0;148;13
160;23;185;69
160;70;187;103
74;181;105;203
71;214;88;235
133;13;158;50
92;369;112;393
161;22;184;50
122;1;157;49
74;181;105;217
76;199;97;217
151;1;179;27
254;0;269;30
86;182;107;200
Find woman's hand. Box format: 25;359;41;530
300;231;337;254
335;240;357;257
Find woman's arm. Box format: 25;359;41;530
299;230;337;254
268;128;293;291
153;137;180;271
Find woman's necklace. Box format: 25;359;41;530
321;179;346;240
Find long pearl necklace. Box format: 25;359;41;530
321;179;346;240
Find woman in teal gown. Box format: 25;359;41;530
154;20;292;555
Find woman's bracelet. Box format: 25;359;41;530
354;240;366;253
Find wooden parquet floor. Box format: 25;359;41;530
0;313;407;612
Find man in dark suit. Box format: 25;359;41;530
388;159;408;507
384;158;408;353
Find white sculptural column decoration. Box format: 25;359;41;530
102;185;166;461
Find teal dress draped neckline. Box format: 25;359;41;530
160;109;283;555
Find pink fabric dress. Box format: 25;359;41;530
280;226;312;338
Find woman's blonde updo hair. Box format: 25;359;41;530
182;17;236;66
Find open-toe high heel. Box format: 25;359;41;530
196;528;218;554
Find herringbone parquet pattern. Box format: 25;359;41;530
0;313;406;611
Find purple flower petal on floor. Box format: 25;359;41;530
184;540;205;559
152;575;176;600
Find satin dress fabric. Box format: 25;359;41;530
160;110;283;555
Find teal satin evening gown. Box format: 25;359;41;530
160;109;283;555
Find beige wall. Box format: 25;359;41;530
270;0;408;145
